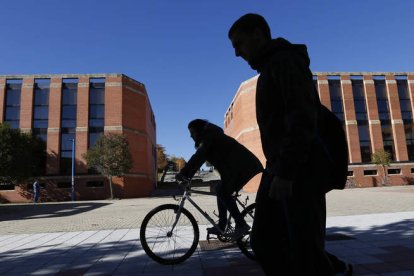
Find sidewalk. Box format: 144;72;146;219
1;186;414;275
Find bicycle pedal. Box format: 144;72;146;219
206;233;218;243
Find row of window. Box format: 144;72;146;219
322;75;414;162
347;167;414;176
224;75;414;162
3;78;106;175
59;79;105;175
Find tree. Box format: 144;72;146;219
371;149;391;186
0;123;46;184
175;157;186;171
157;144;169;182
156;145;186;182
168;155;179;171
157;144;168;173
83;133;132;199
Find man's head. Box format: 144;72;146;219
188;119;208;145
228;13;271;65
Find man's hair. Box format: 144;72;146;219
188;119;209;148
188;119;208;133
228;13;271;40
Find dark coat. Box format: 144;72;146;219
179;123;263;194
252;37;325;184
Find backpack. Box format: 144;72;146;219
317;104;349;192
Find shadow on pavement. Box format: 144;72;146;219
0;202;111;221
0;219;413;275
327;219;414;275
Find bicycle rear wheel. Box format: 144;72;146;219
140;204;199;265
237;203;256;260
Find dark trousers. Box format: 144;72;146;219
215;181;246;228
251;171;334;275
34;192;39;203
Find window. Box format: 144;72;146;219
352;77;371;162
0;182;15;190
60;79;78;175
347;171;354;177
33;79;50;141
364;169;377;176
328;76;344;123
396;76;414;161
4;79;22;128
313;75;318;93
57;182;71;188
374;76;395;160
388;168;401;175
86;181;104;187
411;168;414;174
88;79;105;148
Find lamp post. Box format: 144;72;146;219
70;138;76;201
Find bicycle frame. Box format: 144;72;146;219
140;179;257;264
169;180;251;237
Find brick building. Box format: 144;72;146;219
224;72;414;192
0;74;156;202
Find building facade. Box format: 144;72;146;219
224;72;414;192
0;74;156;202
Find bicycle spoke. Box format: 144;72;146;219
141;205;199;264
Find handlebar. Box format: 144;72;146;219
175;175;191;188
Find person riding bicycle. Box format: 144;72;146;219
176;119;263;241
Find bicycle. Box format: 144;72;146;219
140;178;256;265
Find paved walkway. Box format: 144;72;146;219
1;186;414;275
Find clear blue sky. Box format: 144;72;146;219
1;1;413;161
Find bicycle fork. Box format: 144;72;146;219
167;190;189;237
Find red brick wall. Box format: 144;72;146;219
19;77;34;130
364;75;384;152
0;73;156;202
47;77;63;174
121;75;156;196
105;75;123;127
76;76;90;173
341;75;361;163
224;76;264;192
225;73;414;191
0;78;5;122
386;74;408;161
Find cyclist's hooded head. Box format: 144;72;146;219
188;119;209;148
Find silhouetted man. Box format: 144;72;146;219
228;13;351;275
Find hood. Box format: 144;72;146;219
194;123;223;148
250;37;310;72
204;123;224;136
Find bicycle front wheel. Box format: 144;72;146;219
237;203;256;260
140;204;200;265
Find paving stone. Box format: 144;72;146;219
1;186;414;275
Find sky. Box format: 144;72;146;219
1;1;413;161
